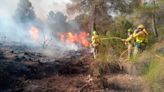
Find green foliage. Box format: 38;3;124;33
104;16;133;55
144;59;164;92
67;0;164;91
136;42;164;92
157;26;164;40
136;4;159;15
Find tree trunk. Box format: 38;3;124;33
89;0;102;32
89;4;96;32
140;0;145;6
152;0;158;37
152;14;158;37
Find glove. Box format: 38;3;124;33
121;39;126;42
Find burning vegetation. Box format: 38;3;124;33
60;31;90;48
0;0;164;92
29;26;39;42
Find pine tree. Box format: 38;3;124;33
15;0;36;24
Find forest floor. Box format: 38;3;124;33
0;43;147;92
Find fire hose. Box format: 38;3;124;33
119;49;128;59
100;37;124;41
155;54;164;60
91;36;128;60
98;37;164;62
100;37;129;61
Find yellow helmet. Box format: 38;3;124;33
128;28;133;33
137;24;145;29
92;30;97;35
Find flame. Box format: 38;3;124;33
60;31;91;48
29;26;39;41
79;32;90;47
60;33;65;42
66;32;75;44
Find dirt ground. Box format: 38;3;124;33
0;43;145;92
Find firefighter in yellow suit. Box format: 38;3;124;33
133;24;148;58
91;30;100;59
124;28;134;60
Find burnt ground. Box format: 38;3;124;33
0;43;145;92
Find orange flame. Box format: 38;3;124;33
29;27;39;41
60;31;91;48
79;32;90;47
66;32;75;44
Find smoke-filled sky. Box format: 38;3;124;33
30;0;72;20
0;0;71;20
0;0;70;44
0;0;79;51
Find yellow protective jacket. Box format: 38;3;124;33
126;35;133;44
133;29;148;43
91;35;100;46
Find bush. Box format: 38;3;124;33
134;41;164;92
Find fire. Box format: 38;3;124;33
79;32;90;47
60;31;91;48
60;33;65;42
66;32;75;44
29;26;39;41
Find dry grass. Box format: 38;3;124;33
133;41;164;92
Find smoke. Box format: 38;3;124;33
0;0;38;48
0;0;79;52
30;0;71;20
0;0;31;44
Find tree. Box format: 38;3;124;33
73;14;90;32
67;20;80;32
67;0;138;34
152;0;158;37
47;11;68;37
134;0;160;37
15;0;36;24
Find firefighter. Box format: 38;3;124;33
91;30;100;59
124;28;134;60
133;24;148;58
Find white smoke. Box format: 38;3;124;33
0;0;78;51
0;0;70;38
30;0;71;20
0;0;71;18
0;0;30;44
